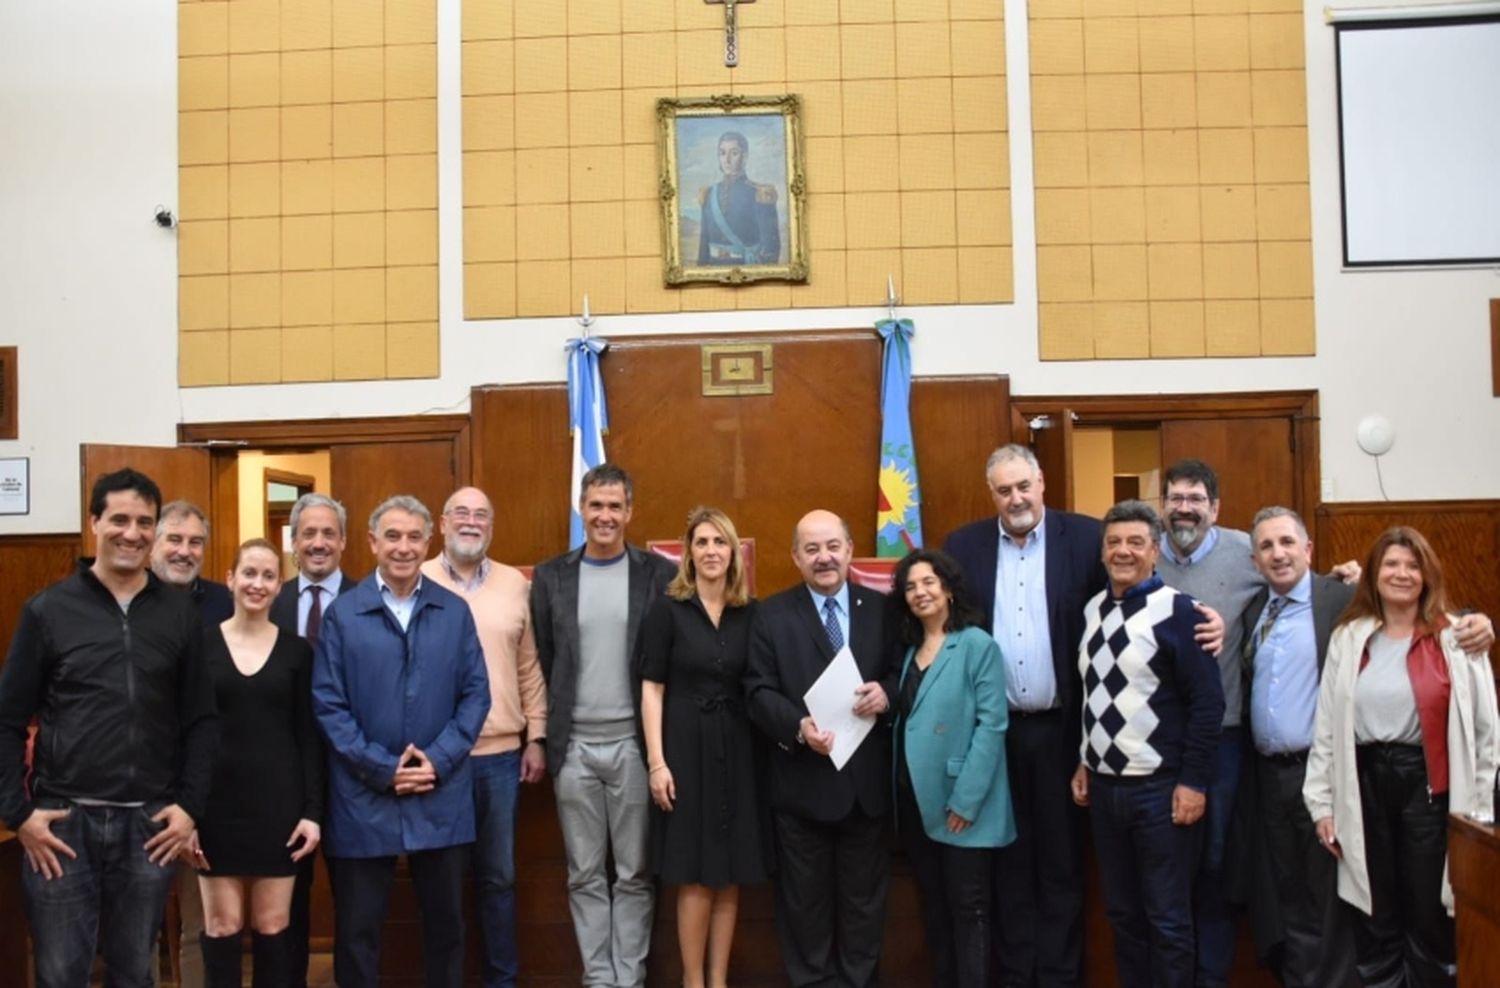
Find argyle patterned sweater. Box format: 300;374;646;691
1078;574;1224;789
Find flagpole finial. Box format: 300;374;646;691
578;292;594;334
885;275;899;322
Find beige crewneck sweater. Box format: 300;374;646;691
421;555;547;755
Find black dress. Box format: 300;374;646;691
199;627;324;877
639;595;766;888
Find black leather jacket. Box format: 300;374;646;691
0;562;218;830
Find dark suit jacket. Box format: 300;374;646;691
1230;572;1356;967
528;544;676;777
1240;573;1354;701
943;509;1106;743
744;581;899;823
269;571;352;638
190;578;234;627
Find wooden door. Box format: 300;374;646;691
79;444;212;556
1029;407;1076;512
329;440;459;581
1161;416;1295;534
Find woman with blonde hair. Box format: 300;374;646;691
640;507;765;988
188;538;324;987
1304;526;1499;987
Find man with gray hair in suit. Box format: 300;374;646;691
529;464;675;988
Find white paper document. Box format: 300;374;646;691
802;645;875;771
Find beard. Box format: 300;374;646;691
446;538;489;564
1169;515;1206;551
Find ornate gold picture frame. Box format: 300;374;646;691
657;93;808;286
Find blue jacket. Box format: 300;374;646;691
897;625;1016;849
312;575;490;857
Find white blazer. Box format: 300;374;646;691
1302;615;1499;915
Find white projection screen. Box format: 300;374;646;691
1335;16;1500;267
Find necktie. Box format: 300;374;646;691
1258;596;1286;648
823;597;844;652
306;585;323;647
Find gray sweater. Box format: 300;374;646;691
1155;527;1261;728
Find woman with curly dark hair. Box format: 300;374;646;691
888;548;1016;987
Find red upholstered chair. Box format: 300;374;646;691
847;558;898;595
646;539;757;597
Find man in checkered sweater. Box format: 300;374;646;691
1070;500;1224;988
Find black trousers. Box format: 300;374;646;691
771;807;889;988
1354;743;1455;988
897;775;994;987
1257;751;1356;988
331;845;470;988
286;849;317;988
991;709;1083;987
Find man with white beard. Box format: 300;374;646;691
421;486;547;988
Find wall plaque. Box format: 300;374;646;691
701;343;773;396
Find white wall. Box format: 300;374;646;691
2;0;1496;535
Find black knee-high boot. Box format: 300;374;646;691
200;931;243;988
251;929;293;988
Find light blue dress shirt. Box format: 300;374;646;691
807;582;851;649
1248;570;1319;755
376;571;422;632
993;518;1056;711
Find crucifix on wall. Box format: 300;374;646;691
705;0;755;67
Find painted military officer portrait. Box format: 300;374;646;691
697;130;781;266
657;95;808;285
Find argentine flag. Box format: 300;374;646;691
567;335;608;549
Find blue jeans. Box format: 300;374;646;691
473;750;522;988
1089;774;1202;988
1195;728;1244;987
21;800;176;988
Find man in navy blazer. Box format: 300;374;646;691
943;444;1104;988
267;491;351;988
745;509;900;988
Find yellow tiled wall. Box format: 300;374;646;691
177;0;439;386
1030;0;1313;359
462;0;1012;317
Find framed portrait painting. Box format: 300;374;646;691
657;93;808;285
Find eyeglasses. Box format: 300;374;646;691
447;508;492;523
1164;494;1210;508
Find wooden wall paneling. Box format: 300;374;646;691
910;375;1011;545
1031;407;1077;512
469;384;572;568
1450;815;1500;988
179;415;472;449
78;444;212;556
1010;390;1320;543
0;534;77;662
604;331;883;596
0;346;16;440
1491;299;1499;397
207;450;239;582
1315;500;1500;630
1160;417;1296;536
329;440;461;582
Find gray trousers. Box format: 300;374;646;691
555;736;654;988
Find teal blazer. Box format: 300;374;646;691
897;625;1015;849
